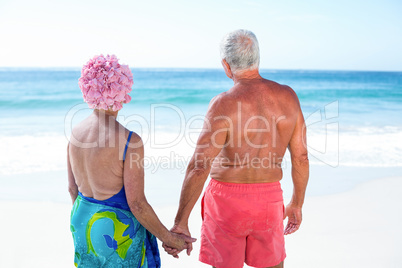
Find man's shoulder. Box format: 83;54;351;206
209;91;232;106
262;78;293;92
262;79;299;102
206;91;238;118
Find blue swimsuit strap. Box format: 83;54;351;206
123;131;133;162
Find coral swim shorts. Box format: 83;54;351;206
199;178;286;268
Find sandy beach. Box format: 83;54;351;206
1;175;401;268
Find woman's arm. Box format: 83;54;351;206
123;133;195;251
67;143;78;204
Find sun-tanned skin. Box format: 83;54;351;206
164;60;309;267
67;109;195;252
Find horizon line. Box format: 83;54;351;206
0;66;401;73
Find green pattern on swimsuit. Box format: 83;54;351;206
86;211;133;259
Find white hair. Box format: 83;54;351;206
220;29;260;73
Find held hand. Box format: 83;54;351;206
283;203;302;235
162;224;195;258
165;231;196;253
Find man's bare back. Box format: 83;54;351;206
209;77;302;183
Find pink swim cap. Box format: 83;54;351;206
78;54;133;111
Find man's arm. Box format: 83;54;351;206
168;96;228;254
285;102;309;235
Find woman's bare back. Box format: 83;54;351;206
68;111;132;200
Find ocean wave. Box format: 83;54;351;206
1;125;401;176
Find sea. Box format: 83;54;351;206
0;68;401;204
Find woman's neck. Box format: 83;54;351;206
94;109;118;118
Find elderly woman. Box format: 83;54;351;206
68;55;194;267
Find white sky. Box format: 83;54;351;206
0;0;401;71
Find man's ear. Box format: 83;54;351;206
221;59;233;79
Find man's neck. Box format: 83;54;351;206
232;69;262;83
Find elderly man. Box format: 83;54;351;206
165;29;309;268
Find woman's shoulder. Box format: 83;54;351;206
127;131;143;149
70;118;93;145
117;125;143;147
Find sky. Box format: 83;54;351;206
0;0;401;71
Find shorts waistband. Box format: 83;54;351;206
208;178;282;194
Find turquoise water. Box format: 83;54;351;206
1;69;401;113
0;68;402;202
1;68;402;168
1;68;401;135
